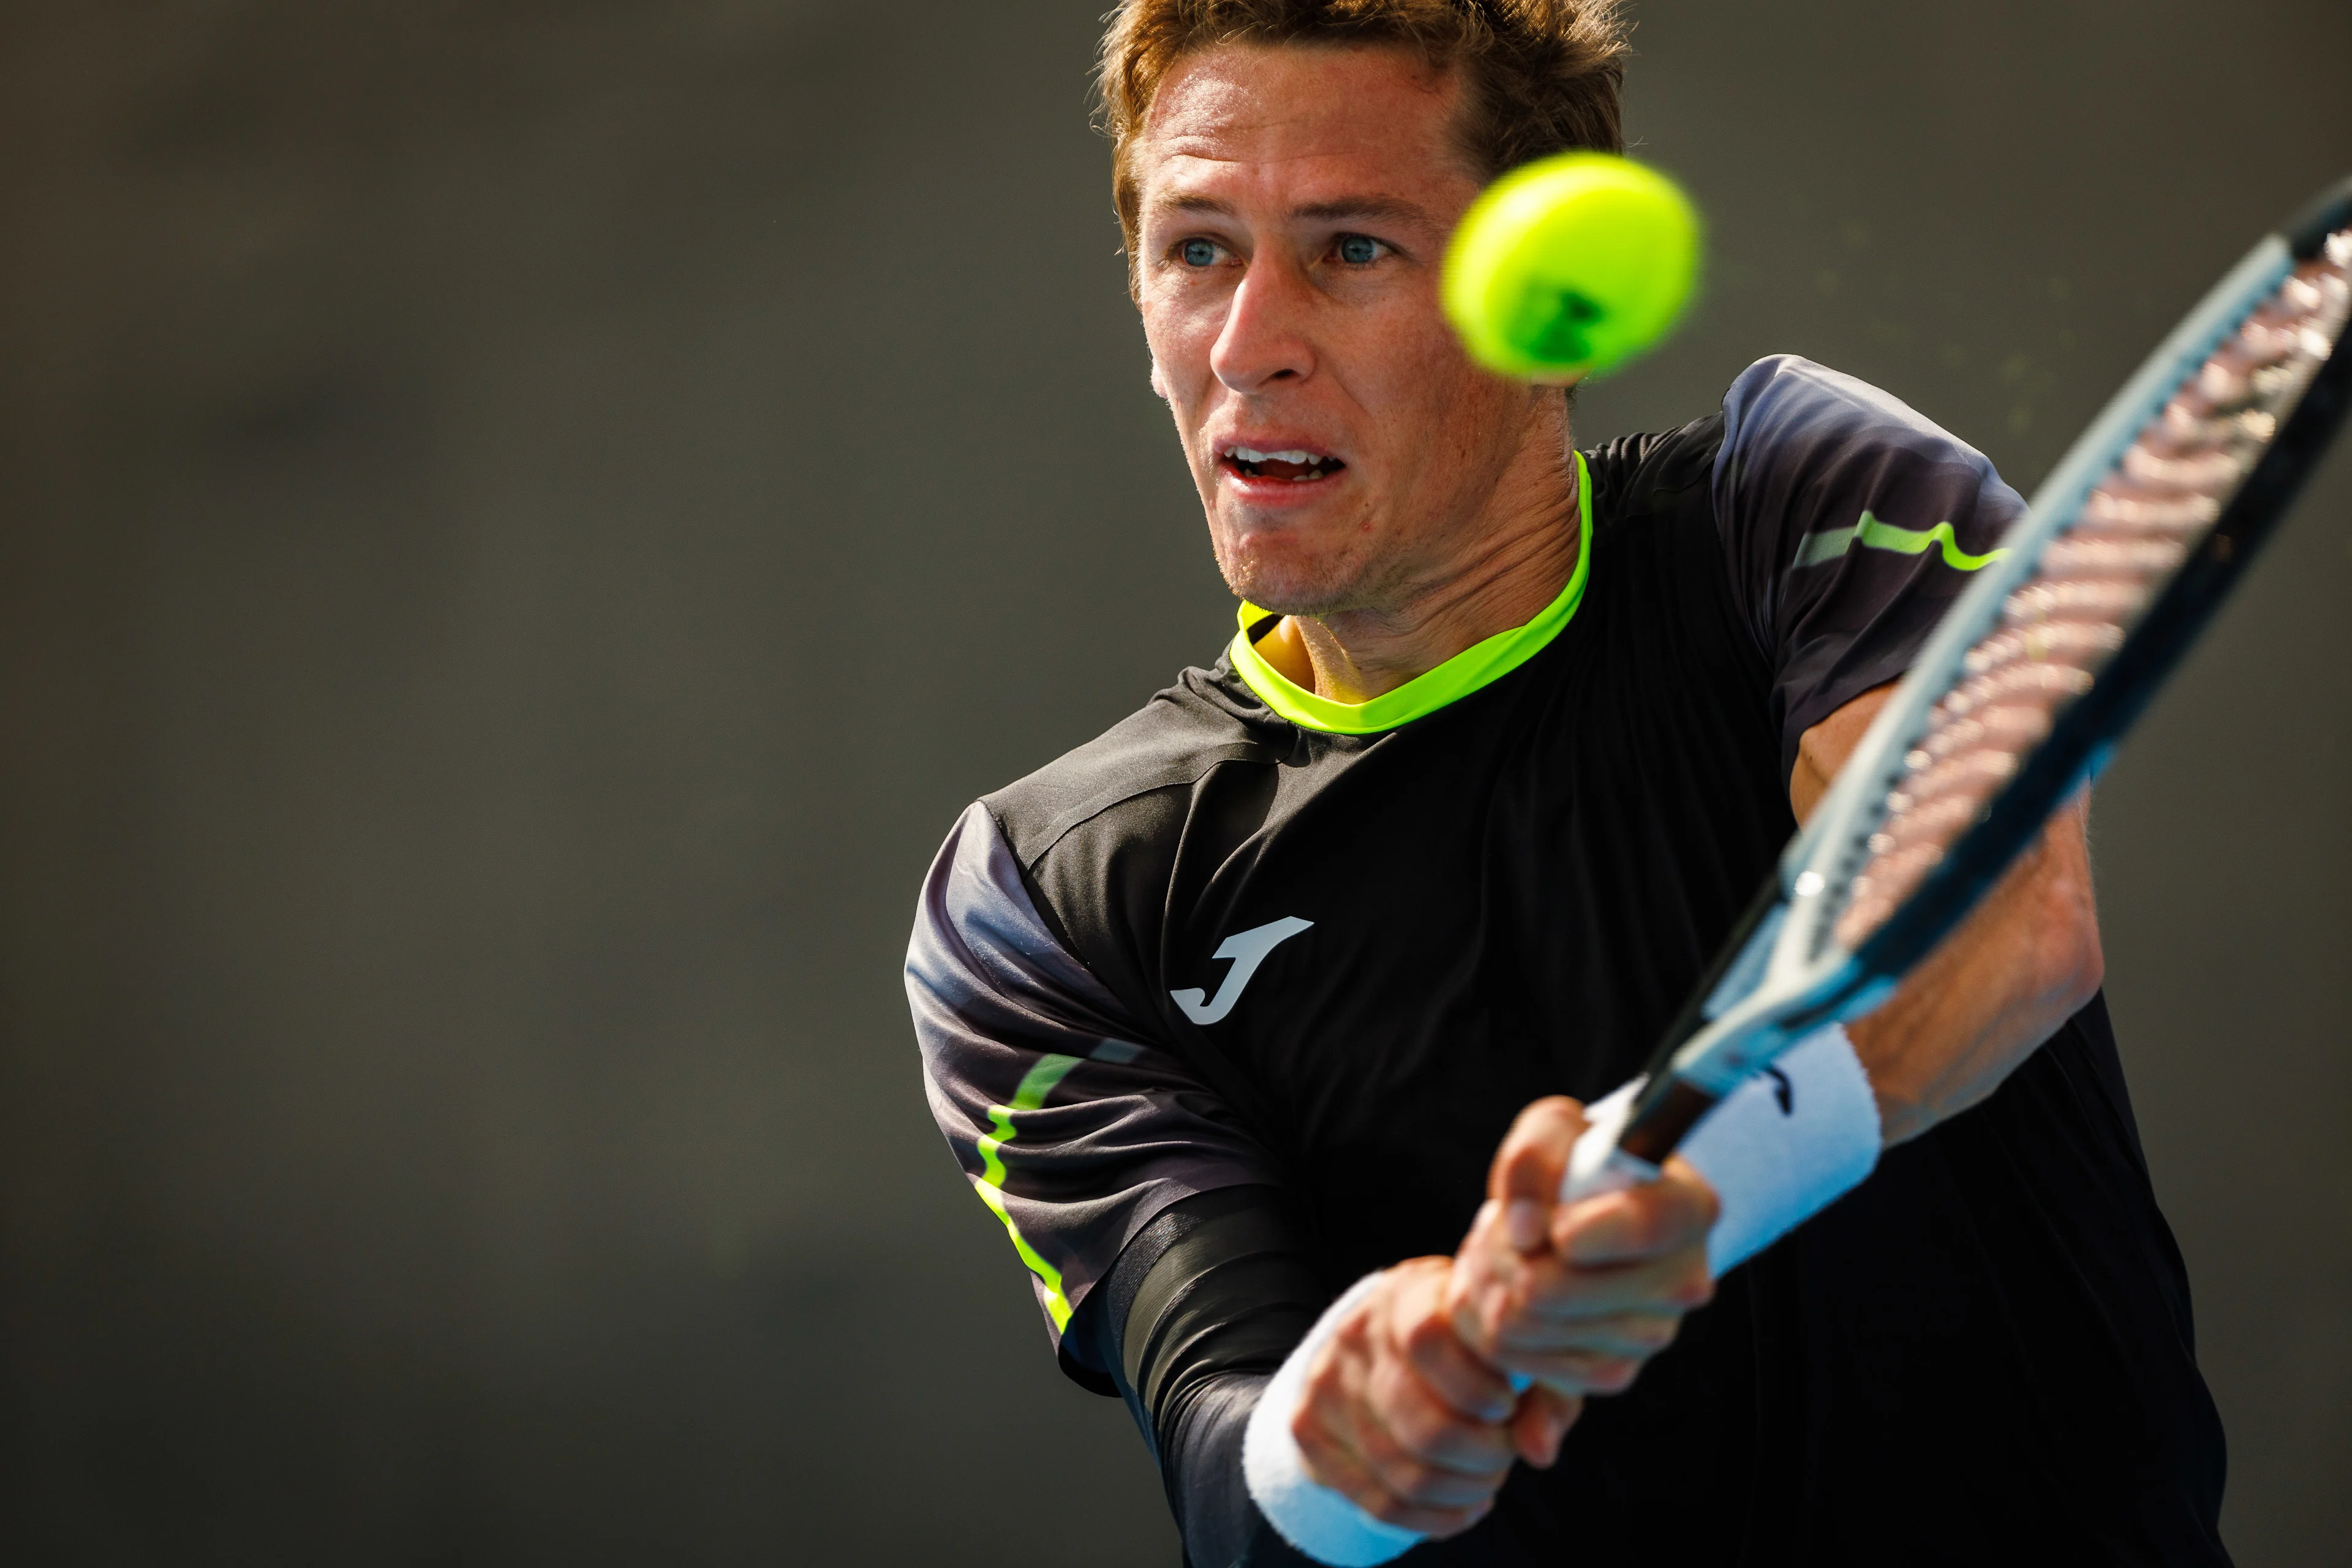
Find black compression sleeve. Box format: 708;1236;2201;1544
1063;1186;1329;1567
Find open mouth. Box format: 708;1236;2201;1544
1220;445;1347;483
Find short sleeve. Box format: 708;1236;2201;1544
1712;355;2026;780
906;802;1278;1360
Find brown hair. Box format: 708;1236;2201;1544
1098;0;1630;278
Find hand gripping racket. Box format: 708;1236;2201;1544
1567;174;2352;1200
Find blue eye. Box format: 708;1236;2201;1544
1180;238;1219;267
1337;234;1381;265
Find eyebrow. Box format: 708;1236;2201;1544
1293;195;1430;224
1157;192;1434;225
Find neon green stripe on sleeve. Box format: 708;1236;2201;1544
971;1052;1084;1331
1795;510;2009;571
1227;450;1594;735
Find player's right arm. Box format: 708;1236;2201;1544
1790;685;2103;1145
1443;356;2048;1399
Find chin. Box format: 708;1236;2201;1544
1210;502;1398;616
1215;548;1366;618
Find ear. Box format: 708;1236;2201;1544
1149;357;1170;400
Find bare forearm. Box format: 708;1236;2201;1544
1845;799;2103;1144
1793;685;2105;1147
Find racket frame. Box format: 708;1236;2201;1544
1602;185;2352;1174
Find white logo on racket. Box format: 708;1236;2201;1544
1170;916;1314;1025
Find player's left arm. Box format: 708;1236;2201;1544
1791;682;2105;1146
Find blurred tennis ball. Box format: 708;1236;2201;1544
1443;152;1701;382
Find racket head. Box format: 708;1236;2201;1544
1646;175;2352;1107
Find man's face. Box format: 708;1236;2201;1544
1132;43;1554;617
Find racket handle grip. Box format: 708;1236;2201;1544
1559;1077;1722;1203
1561;1087;1657;1202
1618;1077;1724;1167
1562;1138;1654;1204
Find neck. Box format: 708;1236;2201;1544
1258;423;1581;704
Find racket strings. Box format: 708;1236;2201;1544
1835;228;2352;948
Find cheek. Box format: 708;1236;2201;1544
1140;282;1223;371
1365;322;1516;462
1141;307;1229;470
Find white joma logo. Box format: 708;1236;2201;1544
1170;916;1314;1025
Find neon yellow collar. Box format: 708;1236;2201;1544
1229;450;1593;734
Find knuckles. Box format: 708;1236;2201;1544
1493;1097;1588;1192
1400;1306;1458;1364
1502;1096;1588;1156
1534;1352;1635;1395
1385;1391;1478;1459
1640;1182;1721;1252
1385;1404;1447;1457
1676;1171;1724;1231
1581;1356;1639;1394
1665;1259;1716;1309
1559;1189;1702;1262
1510;1095;1588;1137
1369;1453;1449;1500
1600;1313;1681;1356
1633;1313;1684;1351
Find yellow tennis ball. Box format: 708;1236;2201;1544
1444;152;1701;381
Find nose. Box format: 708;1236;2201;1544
1210;252;1317;394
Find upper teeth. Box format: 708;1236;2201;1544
1231;447;1322;464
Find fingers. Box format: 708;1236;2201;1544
1552;1155;1719;1265
1450;1129;1719;1400
1509;1244;1716;1321
1450;1256;1707;1393
1302;1374;1509;1510
1487;1097;1589;1252
1487;1305;1688;1361
1453;1199;1713;1341
1509;1385;1583;1469
1291;1259;1518;1536
1392;1272;1520;1425
1480;1334;1676;1397
1463;1300;1689;1398
1483;1102;1721;1268
1290;1427;1496;1539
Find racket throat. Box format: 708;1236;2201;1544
1616;1077;1720;1169
1622;962;1892;1164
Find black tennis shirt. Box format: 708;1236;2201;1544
907;358;2227;1565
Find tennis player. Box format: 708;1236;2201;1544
907;3;2226;1562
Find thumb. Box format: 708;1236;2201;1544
1489;1096;1589;1253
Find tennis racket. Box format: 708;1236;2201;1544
1569;173;2352;1197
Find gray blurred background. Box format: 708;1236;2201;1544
1;1;2345;1562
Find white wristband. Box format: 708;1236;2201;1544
1567;1022;1881;1276
1242;1272;1426;1567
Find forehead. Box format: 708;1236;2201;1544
1134;42;1475;210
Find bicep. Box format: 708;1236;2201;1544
909;801;1280;1352
1789;680;1895;824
